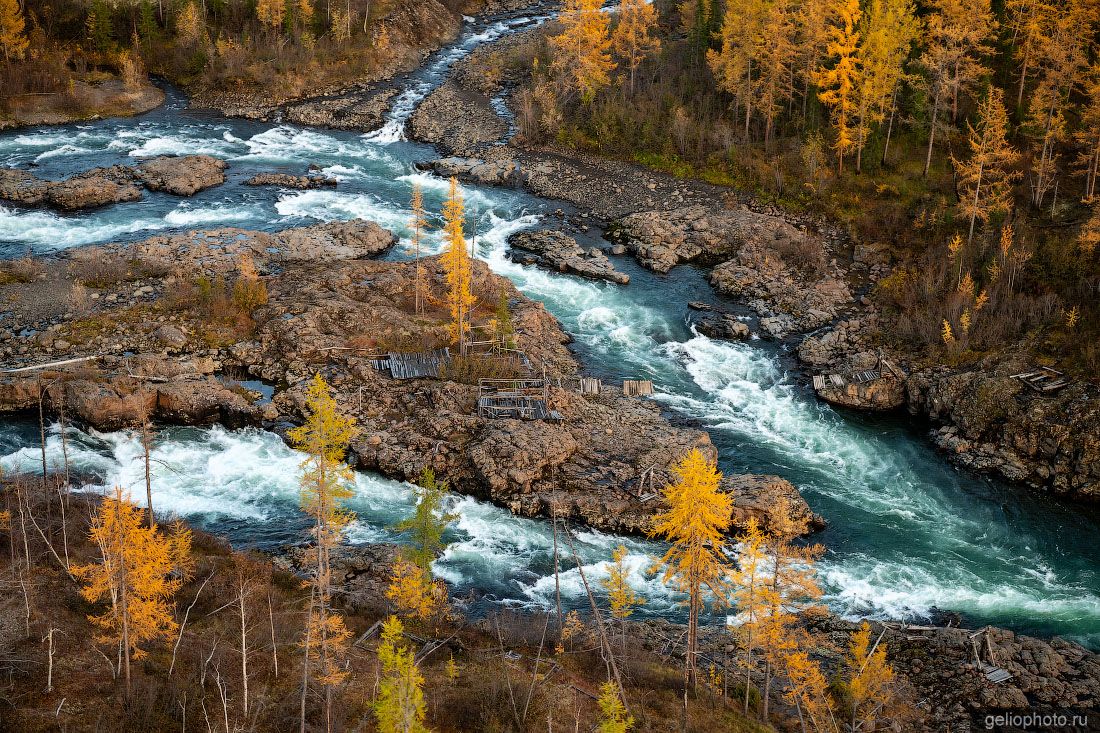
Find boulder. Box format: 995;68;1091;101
508;229;629;284
0;168;48;205
424;157;519;186
245;173;338;189
695;313;750;340
135;155;227;196
46;167;143;210
724;474;826;532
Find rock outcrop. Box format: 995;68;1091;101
508;229;629;284
245;173;338;189
693;312;751;340
0;155;229;210
135;155;227;195
422;156;519;187
409;81;509;155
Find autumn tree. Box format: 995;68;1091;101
846;621;897;731
175;1;204;47
953;91;1020;244
709;0;767;139
729;517;768;715
441;177;474;353
0;0;28;61
1024;5;1090;209
75;487;190;695
916;0;995;176
649;448;732;686
256;0;285;33
601;543;643;653
753;0;798;148
816;0;862;172
408;183;428;315
387;468;456;621
232;254;269;314
596;681;634;733
288;374;357;733
611;0;660;95
853;0;919;172
1074;63;1100;201
758;496;824;723
1007;0;1057;109
374;615;430;733
551;0;616;104
782;649;835;731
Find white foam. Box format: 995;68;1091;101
0;205;167;249
274;190;410;233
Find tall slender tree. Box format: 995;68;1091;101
954;91;1020;244
846;621;897;732
441;177;474;353
288;374;357;733
0;0;28;61
816;0;862;173
408;184;428;315
611;0;660;96
374;616;431;733
649;448;732;686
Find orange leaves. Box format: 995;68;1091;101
649;448;733;602
602;544;643;621
301;608;353;687
0;0;28;61
386;558;445;622
815;0;862;170
846;621;898;728
74;488;185;662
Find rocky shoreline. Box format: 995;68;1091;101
398;19;1100;504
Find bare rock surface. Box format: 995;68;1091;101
135;155;227;195
45;166;144;210
245;172;338;189
508;229;629;284
423;156;520;186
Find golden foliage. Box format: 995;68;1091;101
0;0;27;61
441;177;474;349
175;1;205;47
74;488;186;663
374;616;430;733
550;0;615;104
953;91;1020;242
596;681;634;733
816;0;863;171
386;558;444;622
601;544;643;621
846;621;897;729
611;0;659;94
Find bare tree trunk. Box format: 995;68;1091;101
43;627;56;692
967;160;986;245
882;86;899;166
141;411;154;530
924;91;942;177
269;586;279;678
299;585;316;733
239;583;249;718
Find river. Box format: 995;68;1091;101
1;12;1099;647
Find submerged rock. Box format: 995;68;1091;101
694;312;750;340
508;229;629;284
0;168;49;205
423;156;519;186
46;166;144;210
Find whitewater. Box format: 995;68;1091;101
1;12;1099;646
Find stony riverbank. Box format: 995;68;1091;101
399;19;1100;505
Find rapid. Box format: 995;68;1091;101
1;11;1099;646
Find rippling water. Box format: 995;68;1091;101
2;14;1099;645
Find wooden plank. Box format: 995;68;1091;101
1;355;99;373
812;375;826;390
829;374;845;387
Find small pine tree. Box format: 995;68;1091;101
386;557;443;621
649;448;732;686
596;681;634;733
175;1;204;47
408;184;429;315
846;621;897;731
953;91;1021;244
494;291;515;348
75;487;189;695
730;517;768;715
395;468;457;573
374;616;431;733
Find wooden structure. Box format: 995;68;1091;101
622;379;654;397
813;354;904;394
970;628;1013;684
579;377;602;395
1010;367;1069;394
477;378;561;422
370;348;451;379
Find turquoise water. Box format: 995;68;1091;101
2;14;1099;645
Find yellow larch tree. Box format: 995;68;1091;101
782;649;835;731
387;558;444;622
1024;4;1090;210
288;373;357;733
815;0;862;173
441;177;474;353
75;486;189;696
256;0;285;33
374;615;431;733
611;0;660;96
550;0;616;104
175;1;205;47
917;0;995;176
794;0;832;118
1007;0;1057;109
1073;63;1100;202
729;517;768;715
408;183;429;315
601;543;643;653
596;681;634;733
853;0;919;172
953;91;1020;244
649;448;732;686
758;496;824;723
709;0;768;139
0;0;28;61
846;621;897;731
753;0;798;148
